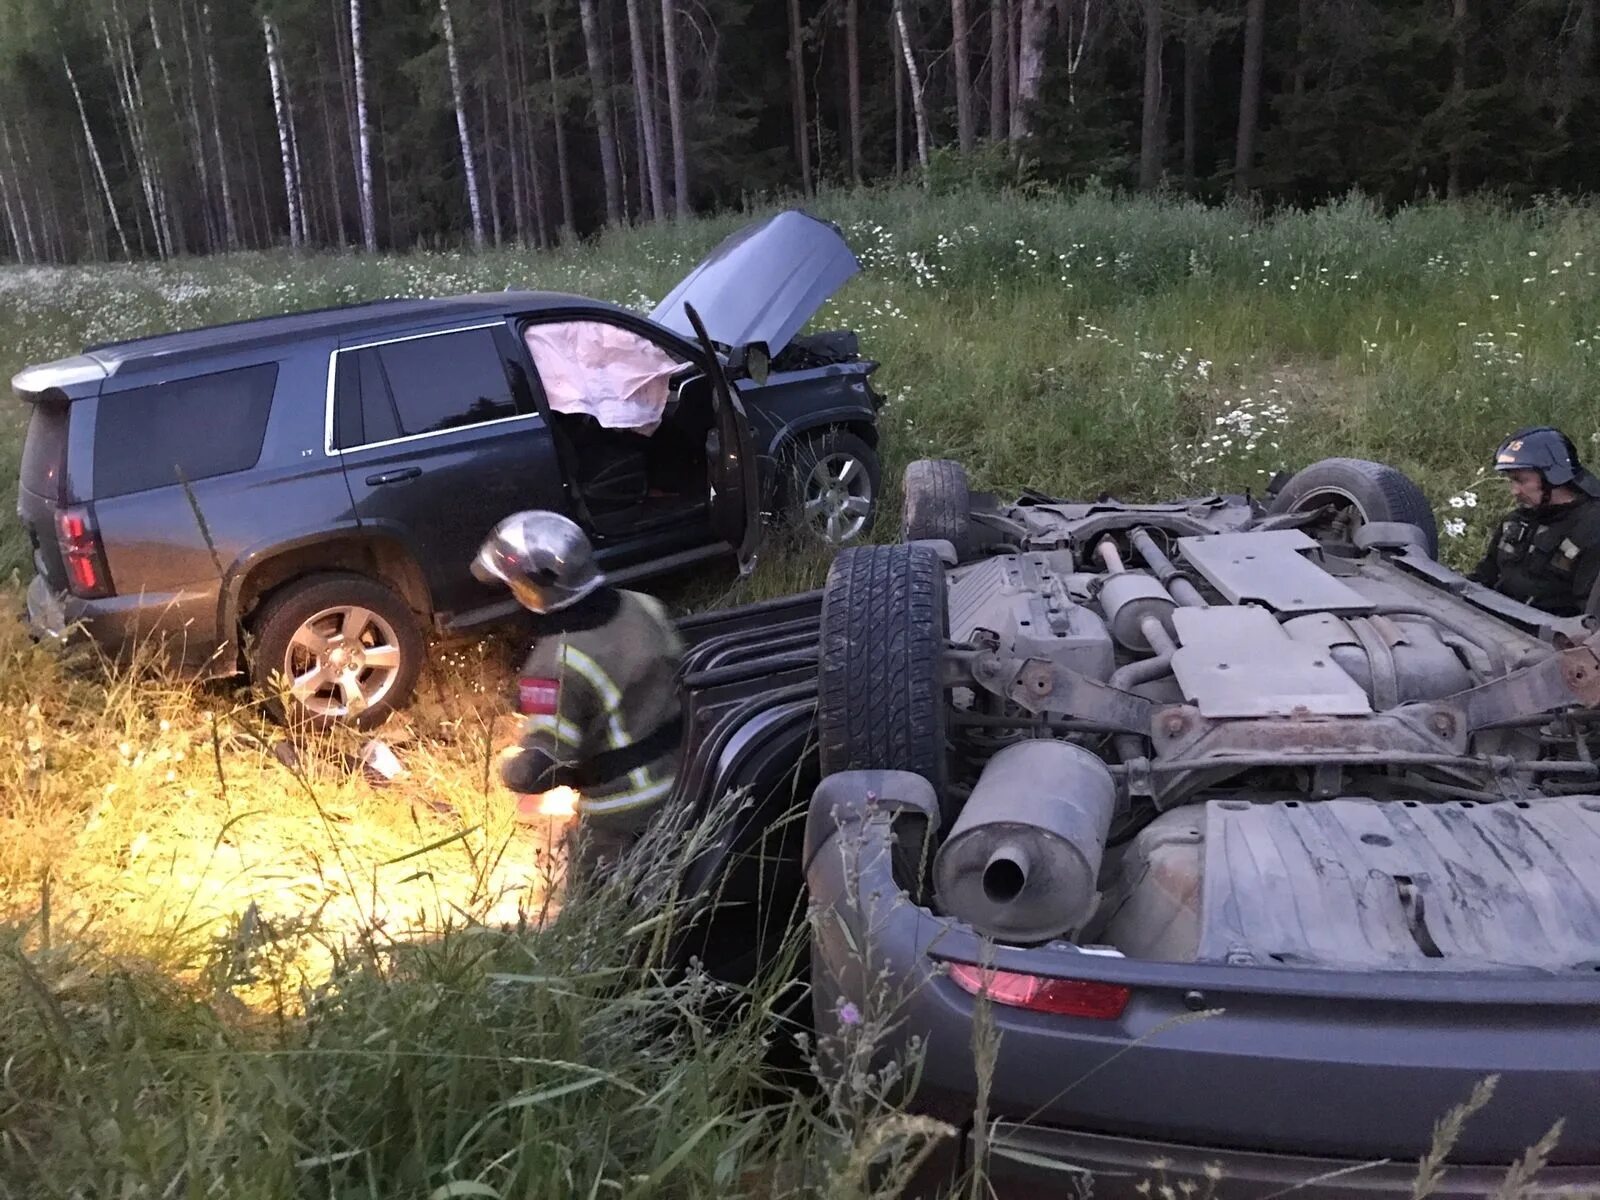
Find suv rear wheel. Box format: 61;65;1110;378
251;573;425;729
901;458;975;560
1268;457;1438;558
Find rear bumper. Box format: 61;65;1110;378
959;1123;1599;1197
25;574;228;674
803;771;1600;1188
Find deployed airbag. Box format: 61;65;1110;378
523;321;683;435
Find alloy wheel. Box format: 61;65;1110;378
281;604;404;720
803;452;874;544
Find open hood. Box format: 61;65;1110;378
651;210;860;354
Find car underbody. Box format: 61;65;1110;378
926;486;1600;972
671;456;1600;1192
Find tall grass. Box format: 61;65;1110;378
5;184;1600;1194
8;186;1600;575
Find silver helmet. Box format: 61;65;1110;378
472;511;605;614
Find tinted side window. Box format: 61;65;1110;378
332;353;362;449
374;328;517;437
93;364;278;499
20;401;70;499
359;349;401;444
330;349;402;450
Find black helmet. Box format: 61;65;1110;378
472;511;606;614
1494;426;1600;495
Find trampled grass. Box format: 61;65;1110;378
4;184;1599;1194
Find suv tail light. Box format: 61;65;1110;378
947;962;1131;1020
55;506;114;599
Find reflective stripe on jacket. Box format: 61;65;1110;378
517;590;683;821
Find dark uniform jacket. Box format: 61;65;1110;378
501;587;683;830
1469;496;1600;616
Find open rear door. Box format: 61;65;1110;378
684;303;761;573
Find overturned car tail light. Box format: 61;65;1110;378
947;962;1131;1020
55;506;113;599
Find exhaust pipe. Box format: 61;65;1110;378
934;740;1117;943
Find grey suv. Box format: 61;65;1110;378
15;211;882;727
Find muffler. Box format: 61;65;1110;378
934;739;1117;943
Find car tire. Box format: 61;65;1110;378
251;572;425;730
900;458;975;560
818;543;949;806
1268;457;1438;558
785;429;880;546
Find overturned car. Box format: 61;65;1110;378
670;456;1600;1195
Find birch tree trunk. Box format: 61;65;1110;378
175;0;218;250
439;0;486;247
1233;0;1266;195
893;12;905;177
146;0;190;254
625;0;667;221
263;16;304;247
1062;0;1095;110
788;0;813;194
0;123;37;263
102;17;164;257
112;5;172;256
893;0;931;176
660;0;690;214
200;2;239;250
16;125;62;262
546;0;577;237
120;2;175;253
952;0;975;154
1138;0;1163;189
63;54;130;258
280;43;313;245
989;0;1007;140
350;0;378;250
0;169;26;263
577;0;623;225
1010;0;1050;147
0;143;28;263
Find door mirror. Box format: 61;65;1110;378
729;342;771;386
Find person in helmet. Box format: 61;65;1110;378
1469;426;1600;616
473;511;683;867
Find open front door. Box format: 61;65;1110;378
684;303;761;573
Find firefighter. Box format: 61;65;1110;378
472;511;683;868
1470;426;1600;616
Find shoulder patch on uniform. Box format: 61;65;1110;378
518;677;560;715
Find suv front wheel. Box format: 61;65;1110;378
251;572;425;729
785;429;880;546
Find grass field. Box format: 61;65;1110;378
4;184;1598;1195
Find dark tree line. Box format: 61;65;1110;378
0;0;1595;264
